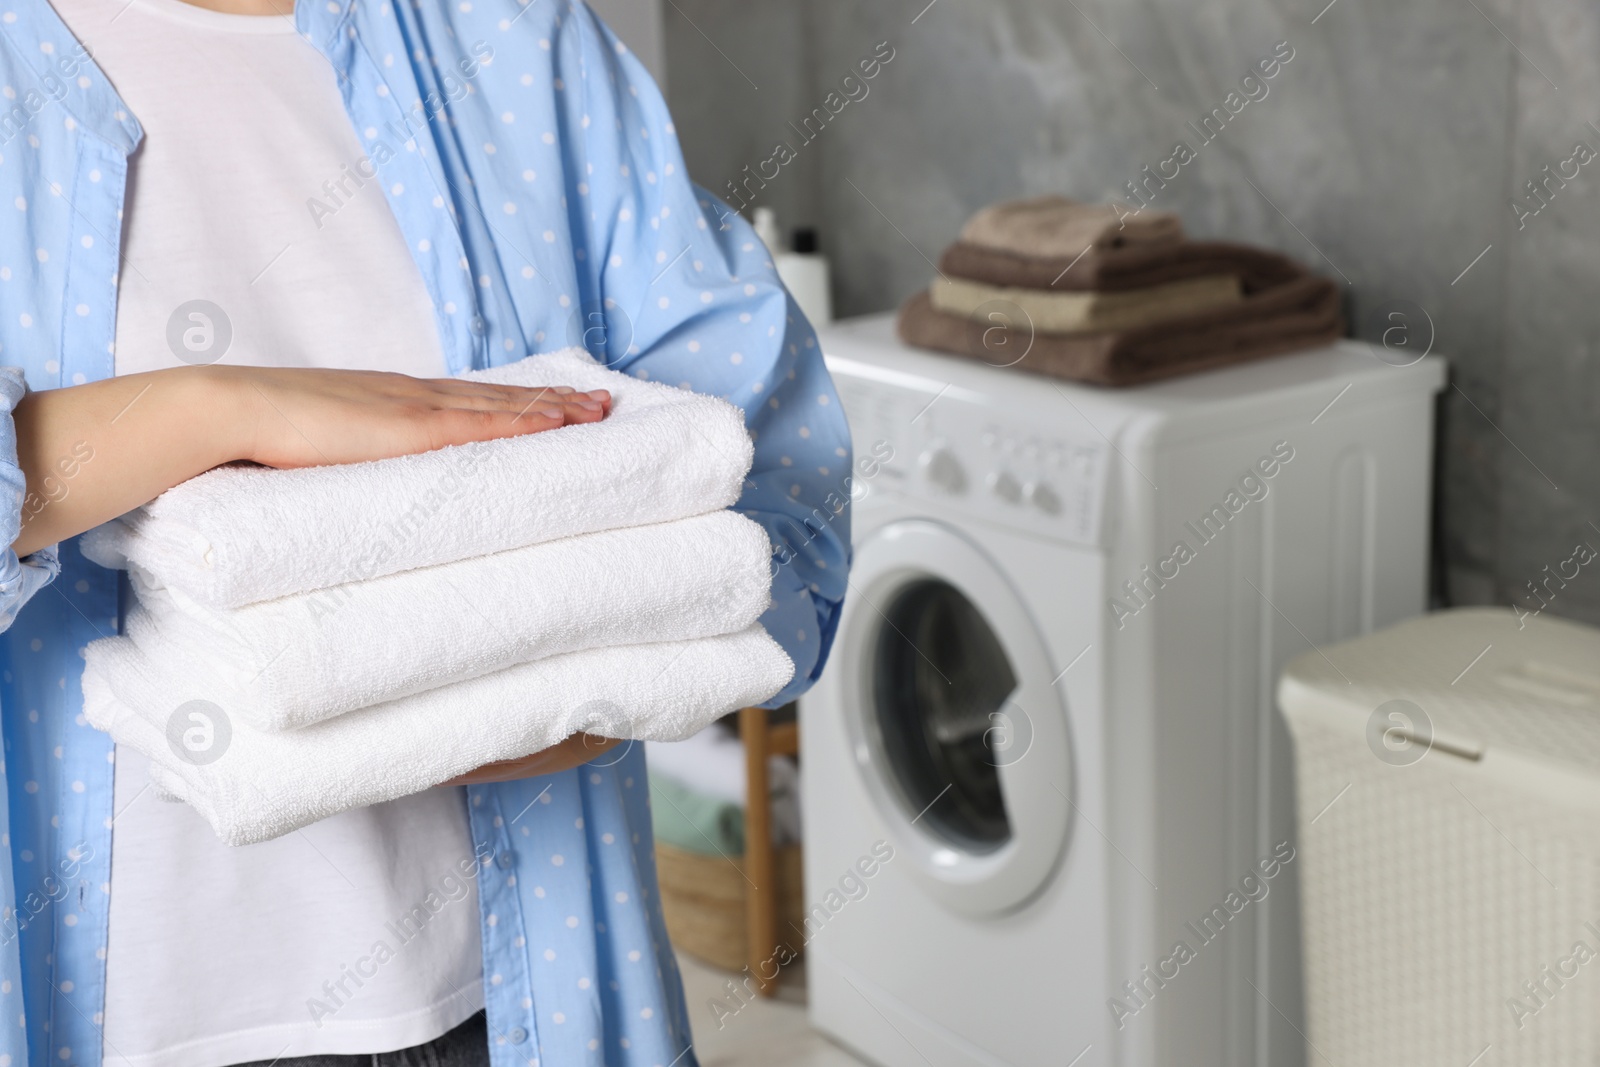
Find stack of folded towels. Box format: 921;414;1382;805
80;349;795;846
897;194;1344;386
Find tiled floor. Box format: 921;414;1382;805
676;954;872;1067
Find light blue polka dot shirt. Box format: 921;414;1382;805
0;0;851;1063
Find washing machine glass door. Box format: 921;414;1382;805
843;519;1073;916
874;579;1016;853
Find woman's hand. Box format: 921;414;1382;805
11;364;609;557
230;365;609;468
442;733;624;785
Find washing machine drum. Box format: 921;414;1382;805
873;579;1016;852
842;519;1076;916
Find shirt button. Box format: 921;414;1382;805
496;850;517;870
509;1027;529;1044
470;315;486;334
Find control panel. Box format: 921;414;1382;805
831;364;1111;548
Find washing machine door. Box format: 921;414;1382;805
839;519;1073;916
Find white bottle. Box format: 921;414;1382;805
777;228;833;327
751;206;783;259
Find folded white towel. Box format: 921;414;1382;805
122;511;775;731
85;622;794;845
82;349;754;608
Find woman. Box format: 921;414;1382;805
0;0;850;1062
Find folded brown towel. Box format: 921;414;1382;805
959;195;1183;259
940;239;1304;293
896;273;1343;387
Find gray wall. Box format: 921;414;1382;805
586;0;667;89
659;0;1600;622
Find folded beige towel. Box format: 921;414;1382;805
897;273;1343;387
929;273;1241;335
959;195;1183;258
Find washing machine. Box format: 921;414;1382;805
800;313;1446;1067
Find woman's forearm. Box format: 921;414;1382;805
13;367;246;557
9;364;612;559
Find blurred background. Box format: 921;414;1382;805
586;3;1600;1066
639;0;1600;622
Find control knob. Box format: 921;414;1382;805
1024;479;1062;515
919;445;966;495
987;470;1022;503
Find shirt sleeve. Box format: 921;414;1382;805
551;4;852;705
0;368;60;631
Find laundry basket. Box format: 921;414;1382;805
655;842;805;973
1278;608;1600;1067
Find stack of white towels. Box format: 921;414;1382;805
80;349;795;846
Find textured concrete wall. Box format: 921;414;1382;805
659;0;1600;621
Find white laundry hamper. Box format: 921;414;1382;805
1279;607;1600;1067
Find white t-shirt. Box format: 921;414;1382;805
71;0;452;379
48;0;486;1063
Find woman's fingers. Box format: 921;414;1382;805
414;385;611;431
412;377;610;415
419;380;568;405
503;394;607;428
426;406;562;450
461;388;611;421
508;390;611;425
424;398;610;450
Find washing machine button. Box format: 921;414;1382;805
987;470;1021;503
1024;479;1061;515
919;446;967;494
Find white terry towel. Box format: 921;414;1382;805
85;622;794;845
121;511;776;732
81;348;754;608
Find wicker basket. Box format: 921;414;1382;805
655;841;806;973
